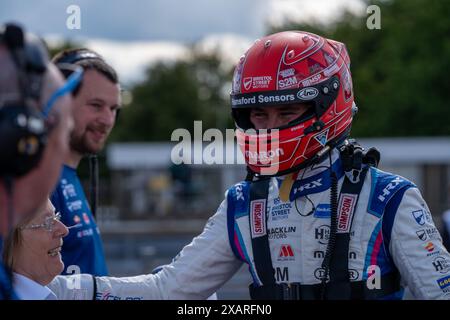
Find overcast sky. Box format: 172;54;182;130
0;0;365;83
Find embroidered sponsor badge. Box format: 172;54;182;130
337;193;357;233
250;199;266;238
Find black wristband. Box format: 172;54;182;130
92;275;97;300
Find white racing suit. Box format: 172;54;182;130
50;150;450;300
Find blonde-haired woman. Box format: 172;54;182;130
3;199;68;299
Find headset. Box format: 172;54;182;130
55;49;103;65
53;48;118;218
0;23;83;178
0;23;83;300
53;48;121;120
0;23;50;178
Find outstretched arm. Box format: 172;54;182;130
50;200;242;300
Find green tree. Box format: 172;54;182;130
111;49;233;142
271;0;450;137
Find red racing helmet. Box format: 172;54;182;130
231;31;356;176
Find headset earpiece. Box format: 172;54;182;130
0;23;49;178
0;105;46;177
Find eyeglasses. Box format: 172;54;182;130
20;212;62;232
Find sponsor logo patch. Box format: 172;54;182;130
349;269;359;281
278;244;295;261
314;128;329;146
278;76;298;89
314;204;331;218
279;68;295;78
243;76;272;90
432;256;450;274
437;275;450;290
232;92;298;106
377;177;404;202
411;209;433;226
416;229;427;241
337;194;357;233
82;212;90;225
250;200;266;238
301;74;322;87
275;267;289;282
416;228;441;242
297;87;319;100
315;225;330;245
424;242;440;257
268;226;296;239
270;202;291;221
245;148;284;163
425;242;435;252
293;178;323;195
62;183;77;199
77;228;94;238
235;184;244;201
243;77;252;90
96;292;143;300
313;250;325;259
314;267;329;281
67;200;82;212
324;63;339;77
412;210;426;226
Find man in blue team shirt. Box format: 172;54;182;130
50;49;121;276
0;23;78;299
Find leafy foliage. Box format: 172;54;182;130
270;0;450;137
48;0;450;141
110;50;233;142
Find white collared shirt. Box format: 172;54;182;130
13;273;57;300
